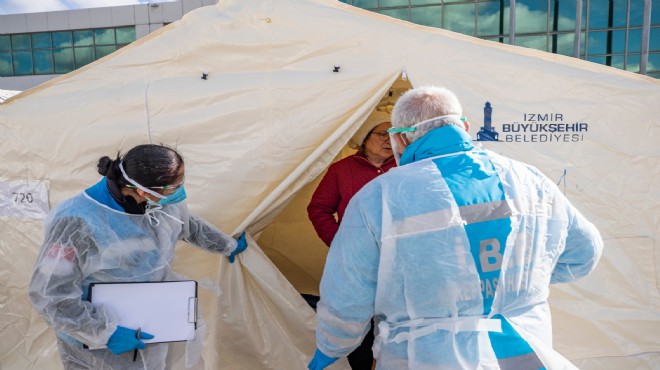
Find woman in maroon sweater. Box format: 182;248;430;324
307;110;395;370
308;110;396;246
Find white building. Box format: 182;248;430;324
0;0;218;91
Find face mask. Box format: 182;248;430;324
119;162;187;205
158;186;187;205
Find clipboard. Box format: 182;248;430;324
89;280;197;344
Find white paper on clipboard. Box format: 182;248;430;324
89;280;197;344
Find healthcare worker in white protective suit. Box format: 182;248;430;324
29;144;247;370
309;86;604;370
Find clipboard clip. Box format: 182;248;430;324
188;297;198;324
133;327;141;361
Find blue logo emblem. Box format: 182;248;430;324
476;102;500;141
475;103;587;143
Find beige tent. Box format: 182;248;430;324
1;0;659;368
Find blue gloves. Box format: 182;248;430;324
228;232;248;263
308;348;338;370
106;326;154;355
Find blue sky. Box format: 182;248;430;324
0;0;171;15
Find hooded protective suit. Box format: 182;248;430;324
28;178;238;370
315;125;603;370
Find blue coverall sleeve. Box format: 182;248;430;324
315;185;381;358
551;193;604;284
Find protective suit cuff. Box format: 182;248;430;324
225;239;239;256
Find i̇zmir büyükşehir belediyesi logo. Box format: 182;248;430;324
475;102;588;143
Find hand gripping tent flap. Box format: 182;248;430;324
0;0;659;368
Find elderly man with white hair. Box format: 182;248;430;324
308;86;603;370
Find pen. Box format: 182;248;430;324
133;327;141;362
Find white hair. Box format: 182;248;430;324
392;86;463;142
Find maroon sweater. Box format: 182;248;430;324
307;153;396;246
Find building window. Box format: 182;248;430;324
477;1;509;38
11;34;31;50
0;36;13;76
117;27;137;44
0;26;136;77
378;7;409;22
648;53;660;79
13;51;33;76
650;27;660;52
411;5;442;28
339;0;659;79
515;0;548;34
54;48;74;74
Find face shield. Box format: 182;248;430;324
387;127;415;165
387;115;466;165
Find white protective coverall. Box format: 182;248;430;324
316;125;603;370
28;178;238;370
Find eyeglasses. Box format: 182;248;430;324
149;180;185;191
369;131;391;141
127;177;185;191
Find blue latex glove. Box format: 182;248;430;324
106;326;154;355
228;232;248;263
308;348;338;370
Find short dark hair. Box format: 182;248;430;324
97;144;184;187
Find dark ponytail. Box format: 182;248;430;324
96;153;123;181
97;156;112;176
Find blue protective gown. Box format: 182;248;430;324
316;125;603;370
28;178;238;370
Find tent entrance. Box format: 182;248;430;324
255;75;413;296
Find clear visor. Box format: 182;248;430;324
387;114;465;134
388;132;401;165
387;115;466;165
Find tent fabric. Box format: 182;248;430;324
0;0;659;368
205;233;350;369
